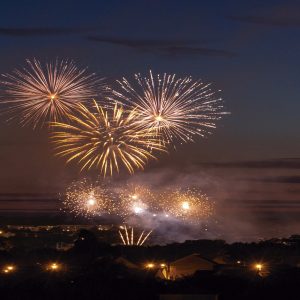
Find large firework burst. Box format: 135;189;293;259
160;188;213;223
62;179;115;218
51;101;166;176
112;70;228;143
0;58;104;128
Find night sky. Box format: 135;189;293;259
0;0;299;240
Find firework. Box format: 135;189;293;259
119;225;152;246
160;188;213;223
117;184;158;217
1;58;104;128
111;70;228;144
62;179;115;217
51;101;166;176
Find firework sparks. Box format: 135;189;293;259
51;101;166;176
160;188;213;223
111;70;228;143
118;184;158;217
139;230;153;246
1;58;104;128
62;179;115;218
119;225;152;246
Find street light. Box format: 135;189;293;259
47;262;61;271
2;265;15;274
255;263;263;271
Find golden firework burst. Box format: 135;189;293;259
112;70;229;143
160;188;213;223
1;58;105;128
117;184;158;217
51;101;166;176
62;178;115;218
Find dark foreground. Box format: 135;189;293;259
0;229;300;300
1;264;300;300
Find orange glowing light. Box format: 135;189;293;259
49;94;57;100
182;201;190;210
47;262;61;271
2;265;15;273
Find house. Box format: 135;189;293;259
56;242;73;251
157;253;218;280
115;257;139;269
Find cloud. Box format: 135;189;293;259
156;46;236;58
200;158;300;169
0;158;298;242
87;36;198;47
0;193;56;198
229;15;300;27
96;162;298;242
0;27;96;37
87;36;236;58
254;176;300;184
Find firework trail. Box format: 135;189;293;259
51;101;166;176
119;225;152;246
139;230;153;246
111;70;228;144
118;229;126;245
136;229;144;245
62;178;115;218
0;58;105;128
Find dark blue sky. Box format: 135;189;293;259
0;0;299;164
0;1;299;238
